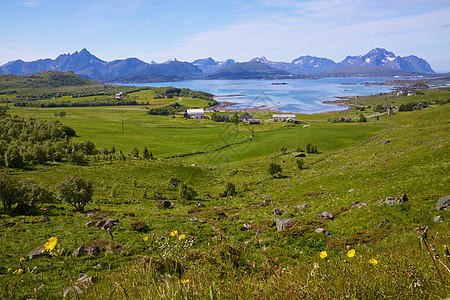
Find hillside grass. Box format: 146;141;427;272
0;101;449;299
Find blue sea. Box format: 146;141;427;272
128;78;396;114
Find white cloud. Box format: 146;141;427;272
22;0;41;7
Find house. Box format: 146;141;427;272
115;92;124;99
240;115;254;122
186;109;204;119
272;114;296;122
248;119;260;125
407;92;414;96
219;115;230;121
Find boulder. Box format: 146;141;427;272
197;203;205;207
256;230;266;236
377;220;387;228
351;202;368;209
87;246;100;256
315;228;330;235
273;208;282;215
294;153;306;157
317;211;334;220
28;245;46;259
242;223;252;231
73;245;86;257
436;195;450;211
157;200;171;209
295;203;311;211
385;194;408;205
275;218;294;231
85;221;95;227
381;139;390;145
39;216;50;222
433;216;443;223
190;217;198;222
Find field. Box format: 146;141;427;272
0;87;449;298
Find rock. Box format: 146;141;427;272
86;212;97;218
256;230;265;236
315;228;330;235
281;160;285;163
273;208;282;215
39;216;50;222
85;221;95;227
381;139;390;145
157;200;171;209
377;220;387;228
75;273;93;288
73;245;86;257
436;195;450;211
94;218;119;230
263;199;272;205
190;217;198;222
275;218;294;231
28;245;46;259
385;194;408;205
294;203;311;211
242;223;252;230
294;153;306;157
433;216;443;223
351;202;368;209
123;212;135;217
317;211;334;220
87;246;100;256
197;203;205;207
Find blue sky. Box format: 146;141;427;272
1;0;449;71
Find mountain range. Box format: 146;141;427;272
0;48;435;83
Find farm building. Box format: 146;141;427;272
186;109;204;119
273;114;296;122
248;119;261;125
240;115;254;122
115;92;124;99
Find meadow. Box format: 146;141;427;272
0;86;449;299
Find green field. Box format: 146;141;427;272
1;88;449;298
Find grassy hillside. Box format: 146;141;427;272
0;100;449;298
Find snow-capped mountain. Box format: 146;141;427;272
192;57;236;74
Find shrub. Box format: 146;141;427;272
268;162;282;178
56;174;94;211
296;159;305;170
179;183;197;201
130;221;146;232
222;182;237;197
359;114;367;122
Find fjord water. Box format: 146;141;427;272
132;78;394;113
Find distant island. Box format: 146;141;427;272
0;48;436;83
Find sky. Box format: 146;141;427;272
1;0;449;72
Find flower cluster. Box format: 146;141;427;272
153;230;194;260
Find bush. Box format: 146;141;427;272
296;159;305;170
130;221;146;232
222;182;236;197
358;114;367;122
268;162;282;178
56;174;94;211
0;172;23;213
179;183;197;201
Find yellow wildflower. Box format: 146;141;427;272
347;249;355;258
346;245;350;250
143;236;149;242
44;236;57;252
8;268;11;272
181;279;189;284
169;230;178;237
20;257;25;262
369;258;378;265
179;234;186;240
17;269;24;275
319;251;327;259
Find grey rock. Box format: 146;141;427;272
96;218;119;230
381;139;390;145
73;245;86;257
157;200;171;209
275;218;294;231
190;217;198;222
315;228;330;235
87;246;100;256
385;194;408;205
75;273;93;288
86;212;96;218
85;221;95;227
294;153;306;157
242;223;252;230
256;230;266;236
436;195;450;211
28;245;46;259
39;216;50;222
197;203;205;207
294;203;310;211
317;211;334;220
351;202;368;209
377;220;387;228
433;216;443;223
273;208;282;215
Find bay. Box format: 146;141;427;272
127;78;395;114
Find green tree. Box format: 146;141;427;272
222;182;236;197
359;114;367;122
0;172;22;213
130;147;139;158
296;159;305;170
143;147;150;159
231;112;239;123
280;147;287;155
56;174;94;211
268;162;282;178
